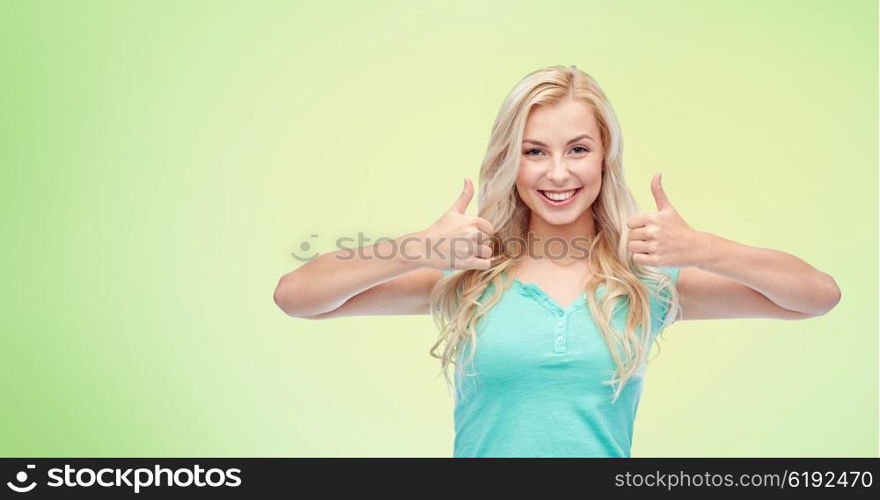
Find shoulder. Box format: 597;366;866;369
657;266;681;286
639;266;681;291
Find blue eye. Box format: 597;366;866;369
523;146;590;156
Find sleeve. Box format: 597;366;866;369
657;266;681;327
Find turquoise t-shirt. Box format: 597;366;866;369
440;266;680;458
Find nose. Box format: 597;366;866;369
545;156;571;184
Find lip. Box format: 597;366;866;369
538;187;582;207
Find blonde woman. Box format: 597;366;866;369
273;65;841;458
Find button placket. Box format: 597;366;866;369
554;310;568;354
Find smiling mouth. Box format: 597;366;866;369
538;188;582;202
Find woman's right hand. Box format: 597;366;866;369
274;178;495;318
410;178;496;271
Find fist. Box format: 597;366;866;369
416;178;496;270
626;173;699;268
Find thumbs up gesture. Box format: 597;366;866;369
415;178;496;270
626;173;700;268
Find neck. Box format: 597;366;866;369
525;209;596;265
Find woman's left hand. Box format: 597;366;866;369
626;173;707;268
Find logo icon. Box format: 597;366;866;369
7;464;37;493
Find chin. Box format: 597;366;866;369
535;209;585;226
546;216;581;226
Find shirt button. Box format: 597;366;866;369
557;320;565;327
557;335;564;342
557;311;564;317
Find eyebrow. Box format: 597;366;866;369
522;134;594;147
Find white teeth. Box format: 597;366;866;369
541;189;577;201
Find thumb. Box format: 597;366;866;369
651;172;674;211
449;178;474;214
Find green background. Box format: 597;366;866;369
1;0;876;457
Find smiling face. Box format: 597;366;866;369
515;97;605;233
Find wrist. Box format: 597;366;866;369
394;231;429;270
692;231;718;270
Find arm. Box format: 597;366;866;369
273;234;438;318
273;179;494;319
629;173;841;322
674;231;841;321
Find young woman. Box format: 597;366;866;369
273;65;841;458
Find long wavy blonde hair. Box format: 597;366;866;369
428;65;680;404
